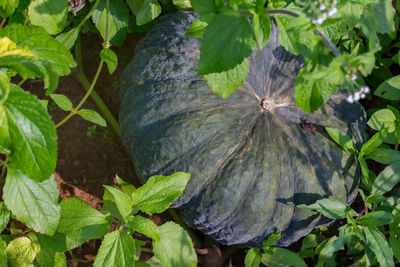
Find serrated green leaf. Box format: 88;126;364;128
185;13;215;37
4;84;57;181
6;236;40;267
263;232;281;248
55;28;80;50
360;129;388;156
358;211;393;227
245;248;262;267
92;0;129;46
371;161;400;196
100;48;118;74
128;215;160;241
198;12;256;75
0;0;18;18
77;109;107;127
190;0;217;15
297;198;356;219
375;75;400;101
94;230;135;267
0;237;6;267
363;227;394;267
364;148;400;164
261;247;307;267
0;202;10;233
50;94;73;111
326;127;358;154
3;170;60;235
252;13;271;52
28;0;68;35
104;185;133;220
368;109;396;133
35;248;66;267
131;172;190;215
153;221;197;267
337;1;365;28
57;197;111;250
136;0;161;25
204;57;249;98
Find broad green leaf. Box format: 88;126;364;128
358;211;393;227
360;129;388;156
367;109;396;133
252;13;271;52
77;109;107;127
37;233;68;253
375;75;400;100
245;248;262;267
0;202;10;233
389;235;400;263
263;232;281;248
104;185;133;219
50;94;73;111
198;12;256;75
100;48;118;74
204;58;249;98
173;0;191;8
371;161;400;196
363;227;394;267
136;0;161;25
131;172;190;215
190;0;217;15
0;0;18;18
127;215;160;241
185;13;215;37
297;198;356;219
261;247;307;267
94;230;135;267
348;51;375;76
4;84;57;181
55;28;80;50
336;1;365;28
364;148;400;165
57;197;111;250
28;0;68;35
0;237;6;267
92;0;129;46
0;70;9;104
35;249;66;267
371;0;396;34
153;221;197;267
3;170;60;235
6;237;40;267
326;127;358;154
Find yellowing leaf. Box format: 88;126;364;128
0;37;36;58
6;237;40;267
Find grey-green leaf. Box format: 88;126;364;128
326;127;358;154
100;48;118;74
371;161;400;196
363;227;394;267
77;109;107;127
245;248;262;267
153;222;197;267
3;170;60;235
50;94;73;111
28;0;68;35
358;211;394;227
94;230;135;267
127;215;160;241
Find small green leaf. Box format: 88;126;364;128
261;247;307;267
252;13;271;52
375;75;400;101
371;161;400;196
358;211;393;227
116;175;136;195
185;13;215;37
173;0;191;8
0;202;10;233
301;234;319;250
364;148;400;165
245;248;262;267
262;232;281;248
0;0;18;18
127;215;160;241
297;198;356;219
198;12;256;75
153;221;197;267
28;0;68;35
6;237;40;267
319;235;347;257
104;185;133;220
367;109;396;133
55;28;80;50
136;0;161;26
94;230;135;267
326;127;358;154
363;226;394;267
100;48;118;74
358;155;371;190
3;170;60;235
204;58;249;98
77;109;107;127
50;94;73;111
360;129;388;156
103;189;124;222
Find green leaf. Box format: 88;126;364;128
116;175;136;195
50;94;73;111
127;215;160;241
94;230;135;267
55;28;80;50
336;1;365;28
326;127;358;154
319;235;347;258
77;109;107;127
0;237;6;267
103;189;124;222
358;155;372;190
104;185;133;220
252;13;271;52
204;58;249;98
375;75;400;101
0;0;18;18
35;248;66;267
57;197;111;250
126;0;143;15
136;0;161;25
371;161;400;196
262;232;281;248
0;202;10;233
28;0;68;35
389;235;400;263
173;0;191;8
360;129;388;156
0;105;11;155
367;109;396;133
3;84;57;181
0;70;9;105
185;13;215;38
301;234;319;250
3;169;60;235
6;237;40;267
198;11;256;75
364;148;400;165
363;227;394;267
297;198;356;219
245;248;262;267
153;221;197;267
358;211;394;227
92;0;129;46
131;172;190;215
100;48;118;74
371;0;396;34
261;247;307;267
190;0;217;15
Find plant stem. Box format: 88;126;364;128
140;247;153;253
17;79;26;87
62;0;101;46
168;209;202;248
268;8;300;17
0;18;6;29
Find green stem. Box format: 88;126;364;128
140;247;153;253
62;0;101;46
168;209;202;248
0;18;6;29
17;79;26;87
267;8;300;17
